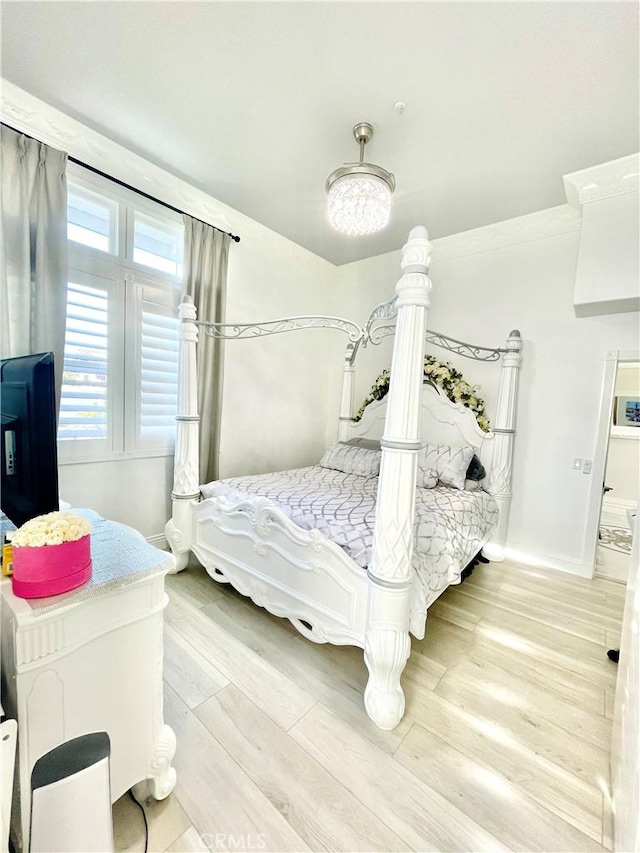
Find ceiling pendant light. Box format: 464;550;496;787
326;122;395;237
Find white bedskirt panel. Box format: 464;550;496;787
201;466;498;602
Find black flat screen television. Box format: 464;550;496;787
0;352;59;528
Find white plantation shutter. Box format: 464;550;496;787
140;304;179;439
129;282;180;451
59;282;109;439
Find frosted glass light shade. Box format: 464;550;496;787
327;174;392;237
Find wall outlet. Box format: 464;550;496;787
573;458;583;470
583;459;592;474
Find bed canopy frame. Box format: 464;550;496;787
167;226;521;730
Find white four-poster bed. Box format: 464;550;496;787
166;226;522;730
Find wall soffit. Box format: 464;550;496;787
431;205;581;264
563;154;640;209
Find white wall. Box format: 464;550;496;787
219;235;339;480
332;212;640;575
58;456;174;536
325;252;399;443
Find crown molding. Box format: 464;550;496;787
0;79;334;273
430;204;581;263
563;154;639;209
0;80;230;232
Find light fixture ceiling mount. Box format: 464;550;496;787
326;122;395;237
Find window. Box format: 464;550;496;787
67;185;118;254
133;211;183;275
59;164;183;463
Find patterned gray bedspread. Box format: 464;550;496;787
201;466;498;599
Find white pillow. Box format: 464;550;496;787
319;442;381;477
417;444;475;490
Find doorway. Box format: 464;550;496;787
586;352;640;583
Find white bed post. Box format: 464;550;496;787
338;343;356;441
364;226;432;730
483;329;522;562
165;295;201;573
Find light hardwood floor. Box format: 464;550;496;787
113;559;624;853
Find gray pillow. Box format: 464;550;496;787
344;437;381;451
319;442;381;477
417;444;475;490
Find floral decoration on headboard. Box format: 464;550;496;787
353;355;491;432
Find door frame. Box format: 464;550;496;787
583;349;640;576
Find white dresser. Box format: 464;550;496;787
0;511;177;851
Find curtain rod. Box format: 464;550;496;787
1;121;241;243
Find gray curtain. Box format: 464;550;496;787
0;126;68;409
182;217;230;483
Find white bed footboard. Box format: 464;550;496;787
190;495;369;645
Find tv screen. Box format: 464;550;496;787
0;352;59;528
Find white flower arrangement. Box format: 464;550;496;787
354;355;491;432
10;511;92;548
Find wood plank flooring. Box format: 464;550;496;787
113;559;624;852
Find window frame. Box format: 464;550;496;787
60;163;183;465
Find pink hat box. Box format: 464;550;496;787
11;534;92;599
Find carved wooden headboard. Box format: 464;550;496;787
344;382;496;482
337;322;522;561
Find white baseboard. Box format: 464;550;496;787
146;533;168;551
502;546;593;579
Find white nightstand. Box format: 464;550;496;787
0;511;177;851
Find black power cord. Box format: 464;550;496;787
128;789;149;853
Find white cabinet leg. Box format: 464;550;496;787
164;519;190;574
132;724;177;802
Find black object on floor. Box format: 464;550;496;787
461;550;490;582
460;563;475;581
607;649;620;663
129;790;149;853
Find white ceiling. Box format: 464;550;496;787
2;2;638;265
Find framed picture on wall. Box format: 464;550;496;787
615;396;640;427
